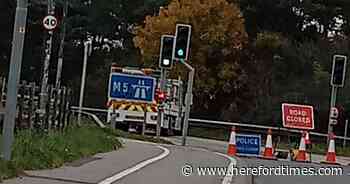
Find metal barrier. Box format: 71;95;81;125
70;106;350;141
71;110;106;129
188;118;350;141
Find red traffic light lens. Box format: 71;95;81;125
158;92;165;99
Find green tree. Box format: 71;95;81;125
133;0;249;119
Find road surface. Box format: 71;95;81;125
2;139;240;184
165;136;350;184
4;136;349;184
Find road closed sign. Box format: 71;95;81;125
282;103;314;130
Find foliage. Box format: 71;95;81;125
1;0;350;132
0;122;122;181
133;0;248;118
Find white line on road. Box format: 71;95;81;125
98;145;170;184
214;152;237;184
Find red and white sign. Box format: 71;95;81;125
282;103;314;130
43;15;57;30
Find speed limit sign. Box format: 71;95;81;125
43;15;58;30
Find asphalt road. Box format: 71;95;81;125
113;144;230;184
3;139;236;184
4;136;349;184
166;136;350;184
241;158;350;184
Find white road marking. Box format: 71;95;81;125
98;145;170;184
214;152;237;184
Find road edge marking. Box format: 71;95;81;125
98;145;170;184
214;152;237;184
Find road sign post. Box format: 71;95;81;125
343;119;349;148
1;0;28;161
157;69;167;141
39;0;55;131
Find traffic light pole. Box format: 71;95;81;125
328;86;338;137
1;0;28;161
157;68;167;141
180;59;195;146
343;119;349;148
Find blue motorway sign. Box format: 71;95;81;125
236;134;261;156
108;73;156;103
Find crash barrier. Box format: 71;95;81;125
188;118;350;142
70;106;350;142
0;77;73;132
71;110;106;128
68;106;350;165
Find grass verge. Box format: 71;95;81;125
0;124;122;182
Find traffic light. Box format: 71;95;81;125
331;55;347;87
173;24;192;60
159;35;175;69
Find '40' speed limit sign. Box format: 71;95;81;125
43;15;58;30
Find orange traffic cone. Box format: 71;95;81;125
305;131;311;145
261;129;277;160
227;126;237;156
296;131;308;162
321;133;340;165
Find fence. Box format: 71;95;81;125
69;106;350;146
188;118;350;149
0;76;73;132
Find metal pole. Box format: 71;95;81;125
328;86;337;136
343;119;348;148
77;41;90;125
39;0;55;125
1;77;6;105
1;0;28;161
1;77;5;95
55;0;68;89
181;60;195;146
157;69;167;141
142;104;147;136
177;76;183;127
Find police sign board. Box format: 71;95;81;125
108;73;156;104
282;103;314;130
236;134;261;156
